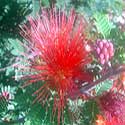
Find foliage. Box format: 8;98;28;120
93;12;114;38
0;0;32;36
0;0;125;125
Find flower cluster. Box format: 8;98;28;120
95;39;114;65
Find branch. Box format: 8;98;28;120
80;64;125;98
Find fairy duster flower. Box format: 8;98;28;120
20;8;93;124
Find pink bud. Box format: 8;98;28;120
102;47;108;55
109;50;114;57
96;47;101;54
105;54;109;62
96;39;101;44
108;42;114;52
99;42;103;49
100;59;105;64
100;53;104;59
105;42;110;48
102;39;107;43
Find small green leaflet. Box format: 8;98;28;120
8;38;25;56
95;79;113;95
6;67;14;76
32;0;40;17
41;0;50;7
94;12;114;38
24;120;31;125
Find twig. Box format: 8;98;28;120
80;64;125;98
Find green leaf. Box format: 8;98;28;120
32;0;40;17
55;0;72;11
41;0;50;7
0;96;8;113
95;79;113;95
6;67;14;76
24;120;31;125
8;38;25;56
94;12;114;38
82;100;99;125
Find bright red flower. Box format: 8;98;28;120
20;8;93;124
96;115;107;125
96;115;125;125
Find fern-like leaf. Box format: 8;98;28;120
95;79;113;95
94;12;114;38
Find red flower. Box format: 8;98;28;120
96;115;125;125
20;8;93;124
96;115;107;125
98;91;125;123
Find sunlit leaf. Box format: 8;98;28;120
8;38;25;56
95;80;113;95
94;12;114;38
